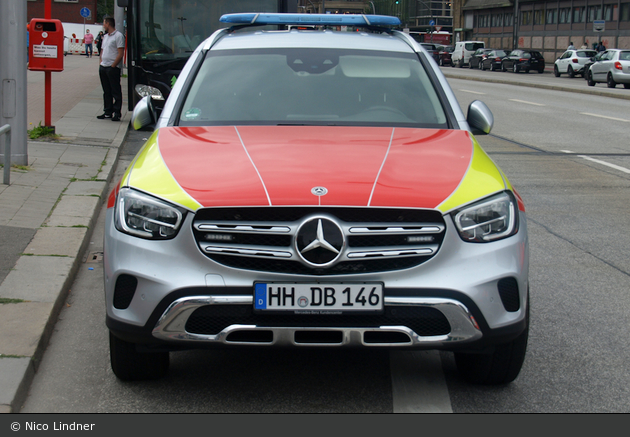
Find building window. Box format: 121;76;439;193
521;10;532;25
492;13;503;27
604;4;616;21
559;7;571;23
587;5;602;22
546;9;557;24
534;10;544;25
476;14;490;27
573;7;585;23
621;3;630;21
504;12;513;26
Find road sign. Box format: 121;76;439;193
429;20;435;26
593;20;605;32
80;7;91;18
435;25;442;32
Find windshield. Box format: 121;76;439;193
179;47;448;128
465;43;484;51
139;0;278;60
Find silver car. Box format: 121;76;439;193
105;13;530;385
586;49;630;88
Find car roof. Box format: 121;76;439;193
210;29;416;53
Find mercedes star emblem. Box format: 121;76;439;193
295;217;344;267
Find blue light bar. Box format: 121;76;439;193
219;13;401;28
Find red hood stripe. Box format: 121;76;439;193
369;129;472;208
155;126;473;209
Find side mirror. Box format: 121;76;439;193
131;96;156;131
467;100;494;135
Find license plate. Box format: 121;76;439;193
254;283;383;313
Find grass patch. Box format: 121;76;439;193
28;122;60;140
0;354;29;358
0;298;25;304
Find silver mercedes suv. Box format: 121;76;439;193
104;13;529;385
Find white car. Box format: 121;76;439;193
586;49;630;88
554;49;597;77
105;13;529;385
451;41;485;68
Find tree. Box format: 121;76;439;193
97;0;115;23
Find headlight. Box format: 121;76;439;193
135;84;165;101
115;188;186;239
452;192;518;243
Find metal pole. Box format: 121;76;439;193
513;0;519;50
0;0;28;167
1;124;11;185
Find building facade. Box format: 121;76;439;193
299;0;455;39
453;0;630;62
27;0;98;25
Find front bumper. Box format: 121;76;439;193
104;208;529;351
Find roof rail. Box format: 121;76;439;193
219;13;401;28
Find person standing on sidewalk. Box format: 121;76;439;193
83;29;94;57
97;18;125;122
95;31;104;56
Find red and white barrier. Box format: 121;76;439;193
68;38;84;55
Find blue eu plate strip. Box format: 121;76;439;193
255;283;267;309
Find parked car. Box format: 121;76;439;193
438;45;454;66
451;41;485;67
108;13;529;385
420;43;441;63
480;49;507;71
501;49;545;73
554;49;598;77
586;49;630;88
582;51;607;81
469;48;494;69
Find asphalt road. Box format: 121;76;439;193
20;75;630;413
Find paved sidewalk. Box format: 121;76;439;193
0;55;130;413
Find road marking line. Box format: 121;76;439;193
390;350;453;413
580;112;630;123
561;150;630;174
459;89;486;95
509;99;545;106
578;156;630;174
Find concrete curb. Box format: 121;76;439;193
0;113;130;414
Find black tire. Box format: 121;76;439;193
513;63;519;73
109;332;170;381
568;66;575;78
538;68;544;74
454;299;529;385
587;70;596;86
607;73;617;88
624;83;630;89
553;65;560;77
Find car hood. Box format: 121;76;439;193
116;126;511;213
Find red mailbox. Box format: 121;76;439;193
28;19;64;72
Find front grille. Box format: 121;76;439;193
185;304;451;337
193;207;445;275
